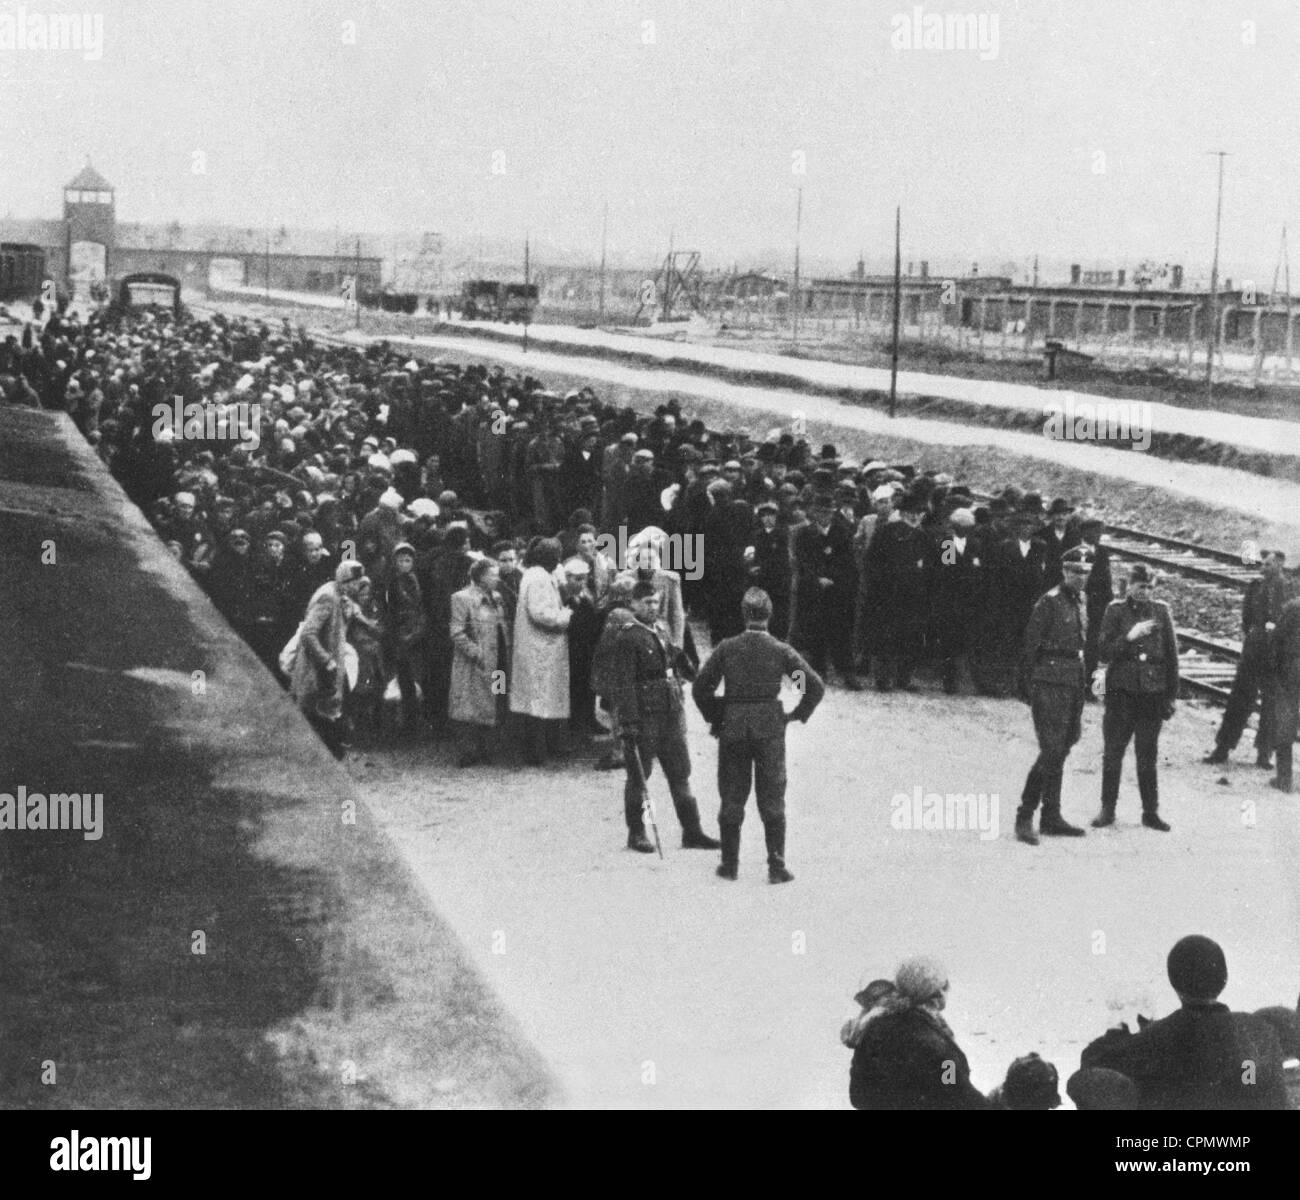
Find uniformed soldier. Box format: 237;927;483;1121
1016;545;1093;844
609;582;721;853
1092;564;1178;830
692;588;825;882
1268;589;1300;794
1204;550;1289;768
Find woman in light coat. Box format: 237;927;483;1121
449;558;510;767
509;537;573;764
290;559;366;758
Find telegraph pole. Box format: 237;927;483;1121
889;205;901;418
598;201;608;324
1205;151;1229;399
523;232;530;353
792;187;802;343
354;236;362;330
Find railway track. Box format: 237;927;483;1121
192;299;1254;705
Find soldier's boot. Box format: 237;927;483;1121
626;825;655;854
1094;762;1121;828
675;796;721;849
764;818;794;884
1014;805;1039;846
716;821;741;881
1255;749;1274;770
1202;746;1229;765
1271;745;1293;793
1138;767;1169;831
1039;794;1086;837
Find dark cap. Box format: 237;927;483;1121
1127;563;1155;584
1167;935;1227;1000
1062;545;1094;568
1001;1053;1061;1110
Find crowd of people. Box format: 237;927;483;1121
4;295;1299;1107
3;296;1297;789
844;937;1300;1110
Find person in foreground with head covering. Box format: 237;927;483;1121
847;956;990;1110
986;1052;1062;1109
288;559;368;759
1077;935;1288;1109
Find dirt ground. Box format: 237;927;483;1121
347;666;1300;1110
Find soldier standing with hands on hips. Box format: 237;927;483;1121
1092;564;1178;830
1016;545;1093;845
692;588;825;883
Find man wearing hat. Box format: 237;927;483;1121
927;506;984;694
693;587;824;883
791;491;862;689
1037;498;1079;591
988;508;1049;696
1079;935;1287;1108
608;582;721;854
747;501;792;639
1015;544;1093;843
1092;563;1178;830
853;484;899;673
624;447;663;534
862;491;928;691
600;431;638;529
1078;515;1113;695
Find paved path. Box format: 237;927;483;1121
424;318;1300;457
351;683;1300;1109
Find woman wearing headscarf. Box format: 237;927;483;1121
847;957;989;1110
509;537;573;764
290;559;367;759
449;558;511;766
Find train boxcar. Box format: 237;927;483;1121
0;243;46;302
114;272;184;317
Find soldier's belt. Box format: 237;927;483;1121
725;695;781;704
1039;651;1084;661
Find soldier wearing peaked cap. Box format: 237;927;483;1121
609;582;721;854
693;588;825;882
1016;544;1093;844
1092;563;1178;830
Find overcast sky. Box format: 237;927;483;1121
3;0;1298;280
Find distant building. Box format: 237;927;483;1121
802;257;1300;354
0;164;383;301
